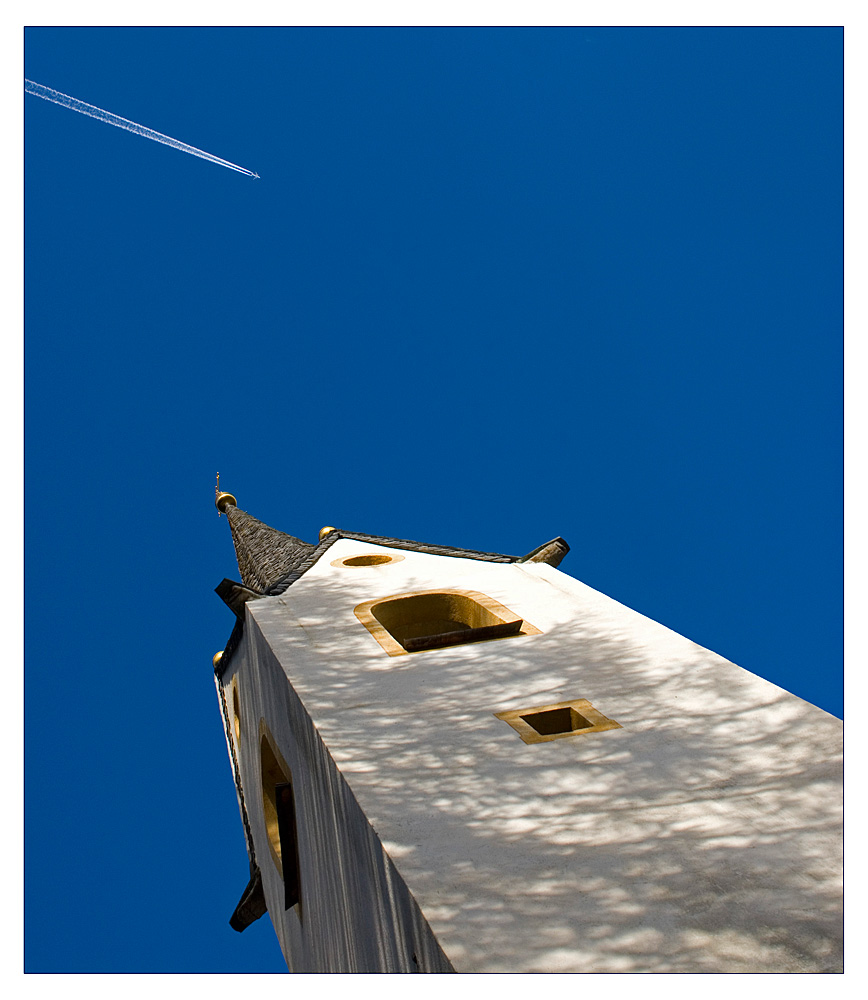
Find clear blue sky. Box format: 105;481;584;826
25;27;842;973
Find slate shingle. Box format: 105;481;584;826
225;504;316;594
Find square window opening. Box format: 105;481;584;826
495;698;622;745
521;706;593;736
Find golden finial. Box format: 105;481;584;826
319;526;336;541
215;472;238;515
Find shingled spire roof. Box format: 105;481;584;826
216;491;315;594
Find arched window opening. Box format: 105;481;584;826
355;589;540;656
231;680;241;740
259;726;301;910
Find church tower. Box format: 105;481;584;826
212;489;843;973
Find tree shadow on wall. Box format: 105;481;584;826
248;565;843;973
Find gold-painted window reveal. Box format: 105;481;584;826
355;588;540;656
259;721;301;911
495;698;621;745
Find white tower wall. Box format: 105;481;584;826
220;537;842;973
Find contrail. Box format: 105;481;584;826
25;78;259;178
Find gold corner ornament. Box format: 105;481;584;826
319;526;336;541
215;472;238;515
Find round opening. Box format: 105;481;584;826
331;553;404;568
344;555;394;567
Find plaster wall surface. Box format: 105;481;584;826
241;537;842;973
220;626;454;973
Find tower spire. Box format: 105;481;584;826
214;483;315;593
